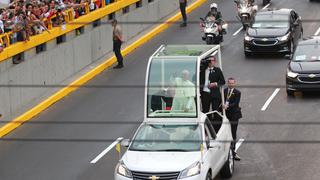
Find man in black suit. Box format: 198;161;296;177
223;77;242;161
200;56;226;114
200;56;225;132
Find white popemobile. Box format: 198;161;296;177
114;45;234;180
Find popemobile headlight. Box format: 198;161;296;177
287;69;298;78
179;162;201;179
116;161;132;178
278;33;290;42
244;35;253;41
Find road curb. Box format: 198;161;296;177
0;0;206;138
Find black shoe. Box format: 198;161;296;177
113;64;123;69
234;153;241;161
180;22;187;27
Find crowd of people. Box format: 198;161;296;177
0;0;104;45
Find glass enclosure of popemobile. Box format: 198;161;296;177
145;45;224;120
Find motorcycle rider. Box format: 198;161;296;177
206;3;222;23
205;3;223;41
234;0;257;29
235;0;255;7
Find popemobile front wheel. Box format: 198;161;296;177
220;148;234;178
286;89;295;97
206;171;212;180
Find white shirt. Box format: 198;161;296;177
226;88;234;100
203;67;214;92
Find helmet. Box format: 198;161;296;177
210;3;218;9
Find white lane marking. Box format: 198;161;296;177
262;3;271;9
235;138;245;152
261;88;280;111
315;27;320;36
232;3;270;36
233;27;243;36
90;137;124;164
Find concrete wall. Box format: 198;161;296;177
0;0;193;121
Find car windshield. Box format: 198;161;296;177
147;57;198;118
293;44;320;61
129;124;202;152
252;14;289;28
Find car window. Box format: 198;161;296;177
293;44;320;61
130;124;202;151
252;14;289;28
205;119;217;139
147;57;198;118
205;125;213;140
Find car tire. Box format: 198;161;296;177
220;148;234;178
245;51;252;58
206;171;212;180
287;89;295;97
243;24;247;30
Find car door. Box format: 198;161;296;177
204;118;225;177
290;11;301;44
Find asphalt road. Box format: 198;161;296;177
1;0;320;180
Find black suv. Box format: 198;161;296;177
244;8;303;57
286;36;320;96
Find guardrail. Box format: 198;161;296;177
0;0;140;62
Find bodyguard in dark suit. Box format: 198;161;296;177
200;56;226;114
223;77;242;161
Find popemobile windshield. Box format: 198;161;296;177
145;44;225;121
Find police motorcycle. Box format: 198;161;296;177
200;3;228;45
200;16;221;45
234;0;258;29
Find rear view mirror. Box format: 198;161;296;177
121;139;130;147
200;17;205;21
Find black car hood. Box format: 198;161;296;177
290;61;320;74
247;28;289;37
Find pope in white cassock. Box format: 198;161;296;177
171;70;196;112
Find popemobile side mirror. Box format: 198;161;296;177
121;139;131;147
200;17;205;21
